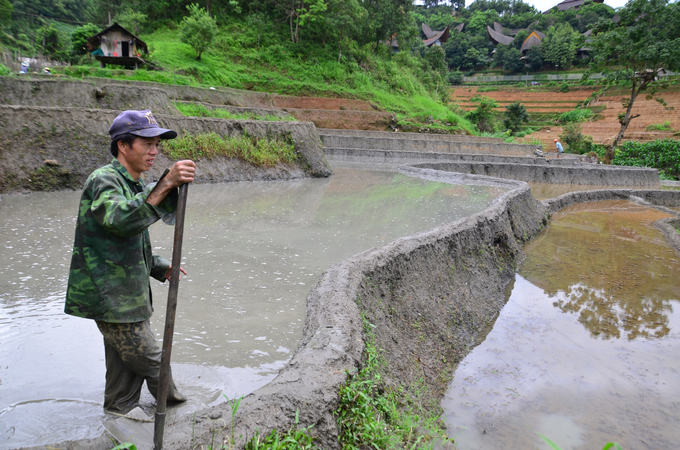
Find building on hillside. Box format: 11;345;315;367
487;25;515;46
385;35;400;53
520;30;546;56
422;23;450;47
87;23;156;70
545;0;604;13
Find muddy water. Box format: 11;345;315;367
0;165;505;448
442;200;680;450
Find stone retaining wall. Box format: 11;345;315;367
413;161;659;187
321;134;541;156
0;77;180;115
318;128;506;144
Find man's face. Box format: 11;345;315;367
119;136;161;179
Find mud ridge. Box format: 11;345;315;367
0;106;331;193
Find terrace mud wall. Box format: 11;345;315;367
0;106;332;193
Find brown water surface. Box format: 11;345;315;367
443;200;680;450
0;164;505;448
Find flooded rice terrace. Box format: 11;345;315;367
0;163;505;448
443;200;680;450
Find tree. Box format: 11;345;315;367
465;95;499;133
36;24;68;60
589;0;680;162
116;8;148;36
70;23;101;61
525;45;543;72
425;45;447;76
494;44;524;73
179;3;218;61
541;23;579;69
504;101;529;134
0;0;12;29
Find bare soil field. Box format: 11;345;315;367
451;85;680;149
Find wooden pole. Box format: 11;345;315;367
154;183;189;450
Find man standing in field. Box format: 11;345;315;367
554;138;564;158
64;110;196;413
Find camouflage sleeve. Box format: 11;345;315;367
146;181;178;226
89;171;164;237
151;255;171;282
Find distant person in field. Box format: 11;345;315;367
64;110;196;413
554;139;564;158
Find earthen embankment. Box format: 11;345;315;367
0;106;331;193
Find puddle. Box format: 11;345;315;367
0;165;505;448
442;200;680;450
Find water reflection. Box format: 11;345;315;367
519;200;680;340
443;200;680;450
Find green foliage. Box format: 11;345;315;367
335;315;451;450
245;412;316;450
116;8;148;36
448;70;463;85
179;3;218;61
0;64;11;76
36;24;68;60
425;45;447;77
163;133;297;166
0;0;12;27
525;46;543;72
558;108;592;123
541;23;580;69
493;44;524;73
646;120;674;132
465;95;498;133
69;23;101;60
613;139;680;180
503;101;530;134
110;444;137;450
559;122;594;154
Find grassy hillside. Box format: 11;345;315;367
53;21;476;134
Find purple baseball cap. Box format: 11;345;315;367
109;110;177;141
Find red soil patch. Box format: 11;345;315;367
284;109;394;131
273;96;377;111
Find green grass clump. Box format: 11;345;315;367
175;102;296;121
245;412;316;450
613;139;680;180
163;132;297;166
646;120;674;132
558;108;592;123
334;315;452;450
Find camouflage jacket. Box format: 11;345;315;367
65;159;177;323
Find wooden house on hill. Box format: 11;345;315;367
87;23;157;70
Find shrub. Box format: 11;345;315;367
613;139;680;180
0;64;11;76
448;71;463;85
646;120;674;131
559;108;592;123
503;102;530;135
559;122;594;154
465;95;499;133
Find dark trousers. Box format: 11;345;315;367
96;320;185;413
